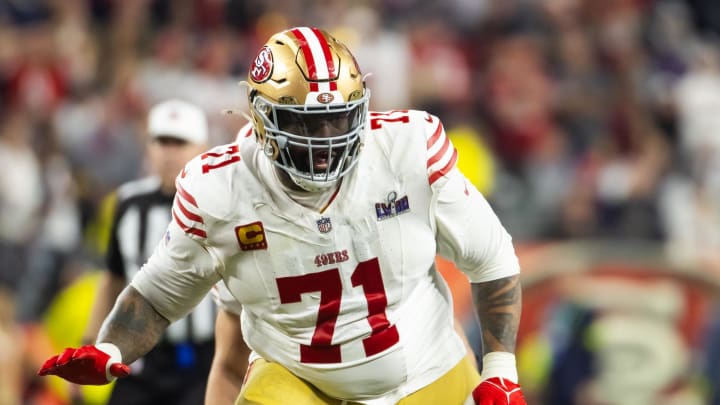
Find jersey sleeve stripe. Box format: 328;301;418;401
428;148;458;185
172;209;207;238
427;130;451;168
426;121;444;150
174;195;204;224
176;181;199;208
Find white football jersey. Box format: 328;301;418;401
131;109;520;404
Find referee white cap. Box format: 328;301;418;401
147;99;208;144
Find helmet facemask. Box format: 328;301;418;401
252;91;368;191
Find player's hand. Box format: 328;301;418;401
37;343;130;385
465;377;527;405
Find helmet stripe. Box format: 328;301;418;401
290;27;335;83
291;28;318;80
310;27;337;79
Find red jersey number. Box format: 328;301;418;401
369;110;410;130
201;144;241;174
275;258;399;364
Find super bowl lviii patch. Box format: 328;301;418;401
375;191;410;221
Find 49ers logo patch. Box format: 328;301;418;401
235;221;268;251
316;92;334;104
250;46;273;83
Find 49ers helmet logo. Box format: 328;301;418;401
316;92;334;104
250;46;274;83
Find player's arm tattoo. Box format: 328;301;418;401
471;274;522;354
97;286;170;363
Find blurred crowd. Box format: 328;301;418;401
2;0;720;404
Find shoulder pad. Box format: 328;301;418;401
173;142;244;236
365;109;456;186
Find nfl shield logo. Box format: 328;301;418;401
316;217;332;233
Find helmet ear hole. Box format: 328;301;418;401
264;140;280;160
348;90;363;101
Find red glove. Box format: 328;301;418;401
469;377;527;405
37;343;130;385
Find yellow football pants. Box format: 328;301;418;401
236;355;480;405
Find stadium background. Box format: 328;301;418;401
2;0;720;404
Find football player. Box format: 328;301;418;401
38;27;526;405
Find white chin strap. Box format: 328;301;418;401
289;173;338;192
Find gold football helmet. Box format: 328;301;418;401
245;27;370;191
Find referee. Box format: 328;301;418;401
84;99;215;404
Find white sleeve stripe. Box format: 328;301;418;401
426;121;444;149
175;180;199;207
428;145;457;174
172;209;207;238
426;120;449;157
427;131;451;168
173;195;205;225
